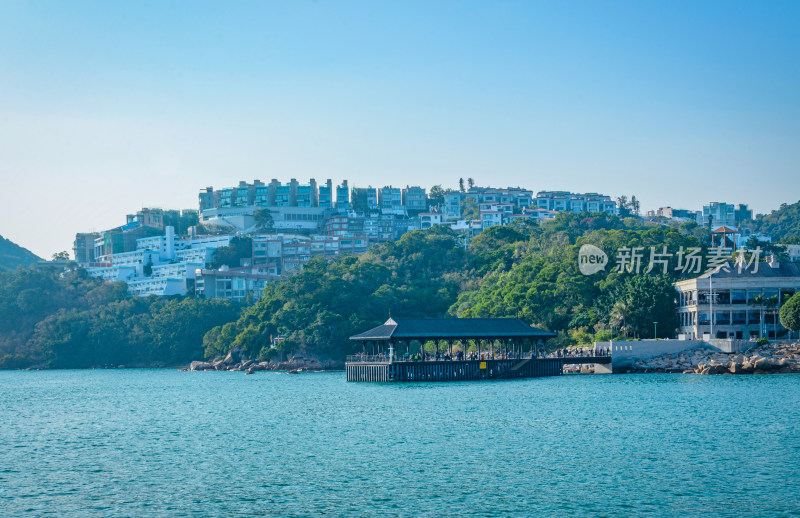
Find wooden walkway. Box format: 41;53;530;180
345;356;610;382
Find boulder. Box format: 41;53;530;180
221;350;237;366
189;361;213;371
710;363;728;375
753;357;781;372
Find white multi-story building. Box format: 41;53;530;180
86;226;234;297
419;213;444;229
675;258;800;340
195;266;278;302
480;210;505;229
535;191;618;215
126;277;188;297
86;265;137;282
444;187;533;220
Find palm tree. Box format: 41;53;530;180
609;301;631;338
765;296;779;339
458;178;465;193
749;294;766;339
467;177;475;189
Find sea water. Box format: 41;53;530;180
1;370;799;517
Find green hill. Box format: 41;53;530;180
750;201;800;243
0;235;41;271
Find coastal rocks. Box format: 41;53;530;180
186;352;344;374
630;341;800;376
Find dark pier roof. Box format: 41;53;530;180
350;317;556;342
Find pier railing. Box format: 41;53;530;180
346;355;391;363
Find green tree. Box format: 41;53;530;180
428;185;449;209
630;196;640;217
253;209;274;233
779;293;800;333
603;275;677;338
209;237;253;269
749;200;800;241
461;198;479;220
616;196;630;217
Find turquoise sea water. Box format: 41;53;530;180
2;370;799;517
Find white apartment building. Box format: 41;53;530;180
419;213;444;229
535;191;618;215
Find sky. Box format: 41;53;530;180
1;0;798;258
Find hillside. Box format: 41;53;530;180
0;234;41;271
750;201;800;242
204;213;704;363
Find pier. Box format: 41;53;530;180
346;317;610;382
346;356;609;382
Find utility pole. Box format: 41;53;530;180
709;273;714;340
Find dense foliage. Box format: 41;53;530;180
206;213;704;361
162;209;200;236
0;234;41;271
1;211;715;368
209;237;253;269
202;226;469;361
780;293;800;332
749;200;800;242
0;267;239;369
449;217;698;343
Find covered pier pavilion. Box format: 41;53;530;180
346;317;563;382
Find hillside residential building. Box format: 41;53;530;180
535;191;618;215
696;202;752;228
195;266;278;302
199;178;351;213
675;258;800;340
336;181;350;209
481;210;505;229
401;186;428;212
251;233;371;277
85;226;232;297
73;232;100;263
419;213;444;229
379;186;403;211
443;186;533;220
656;207;698;221
126;208;165;229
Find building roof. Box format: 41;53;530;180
692;261;800;280
350;317;556;341
712;226;738;233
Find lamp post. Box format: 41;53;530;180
653;321;658;339
709;272;714;340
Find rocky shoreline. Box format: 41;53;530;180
185;342;800;376
628;341;800;375
184;348;343;374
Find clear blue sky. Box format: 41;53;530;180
1;1;798;257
